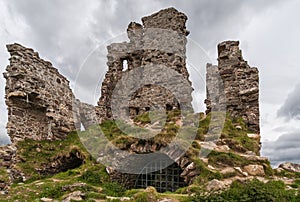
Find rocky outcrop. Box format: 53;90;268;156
206;41;260;133
0;145;15;190
278;162;300;173
243;164;265;176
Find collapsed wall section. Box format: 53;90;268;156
2;44;99;186
3;44;80;143
206;41;260;133
0;145;15;190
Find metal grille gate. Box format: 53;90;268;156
135;159;187;192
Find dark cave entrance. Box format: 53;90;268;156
58;151;84;172
39;149;84;176
135;158;187;192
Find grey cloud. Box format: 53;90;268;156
159;0;283;55
278;83;300;120
0;0;294;144
0;111;9;145
262;130;300;167
0;136;10;146
8;0;284;84
8;0;100;80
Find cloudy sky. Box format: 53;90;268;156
0;0;299;167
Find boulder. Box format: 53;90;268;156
243;165;265;176
279;162;300;173
62;191;84;202
206;179;227;191
40;198;53;202
247;133;260;139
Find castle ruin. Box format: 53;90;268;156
0;8;261;192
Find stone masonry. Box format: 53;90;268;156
0;7;262;191
3;44;80;143
97;7;193;121
95;7;197;188
1;44;98;189
3;45;99;143
205;41;260;133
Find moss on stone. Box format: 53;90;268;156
0;167;9;183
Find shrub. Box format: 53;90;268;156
78;165;109;185
102;182;126;197
79;169;102;185
188;179;300;202
40;185;63;199
208;151;247;167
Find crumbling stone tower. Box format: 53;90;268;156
206;41;260;133
97;8;193;121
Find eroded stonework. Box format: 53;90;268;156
205;41;260;133
1;7;263;192
4;44;79;143
97;7;193;121
1;44;97;189
95;8;197;188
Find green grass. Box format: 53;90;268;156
189;158;224;185
0;167;9;183
102;182;126;197
78;165;109;185
187;179;300;202
208;151;249;167
14;132;90;181
290;178;300;188
275;169;300;179
196;112;260;154
0;156;124;201
0;110;286;201
131;187;158;202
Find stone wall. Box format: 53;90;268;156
3;44;80;143
3;44;100;143
1;7;262;192
205;41;260;133
76;100;99;129
95;7;197;189
97;7;193;121
2;44;100;186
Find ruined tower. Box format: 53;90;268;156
97;7;193;121
205;41;260;133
